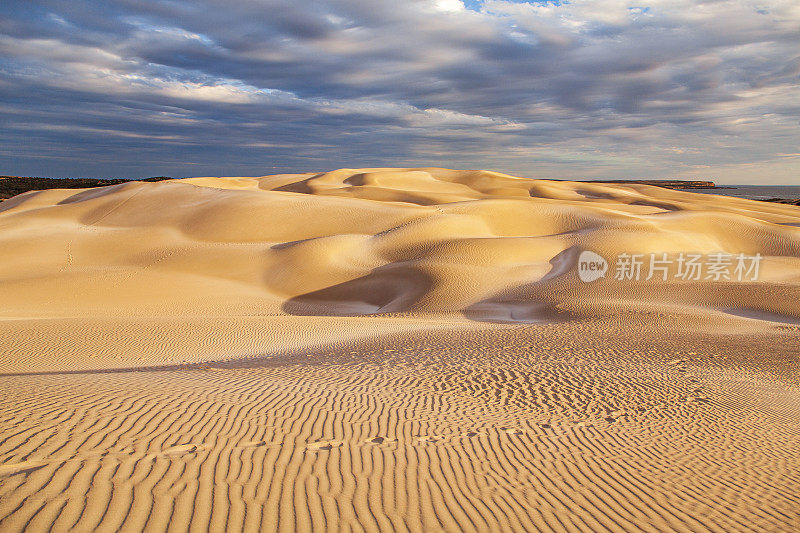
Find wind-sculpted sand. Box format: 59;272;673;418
1;169;799;531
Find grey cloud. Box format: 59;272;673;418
0;0;798;182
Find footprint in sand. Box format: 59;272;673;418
685;396;710;403
0;460;49;477
161;444;206;457
605;409;627;422
499;427;524;436
364;436;396;446
415;435;443;444
306;440;343;451
238;440;269;448
0;452;105;476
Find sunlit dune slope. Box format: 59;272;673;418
2;169;800;532
1;167;799;322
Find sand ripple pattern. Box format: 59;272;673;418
1;325;798;532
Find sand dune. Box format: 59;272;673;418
1;169;799;531
1;168;799;324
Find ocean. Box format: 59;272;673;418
679;185;800;200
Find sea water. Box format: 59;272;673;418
681;185;800;200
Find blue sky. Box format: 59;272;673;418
0;0;798;183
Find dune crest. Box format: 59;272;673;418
1;168;798;325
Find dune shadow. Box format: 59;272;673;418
282;246;587;322
463;301;579;324
629;199;680;211
463;246;583;324
273;177;315;194
0;192;37;213
718;307;800;325
343;173;369;186
282;264;434;316
56;183;130;205
575;189;616;200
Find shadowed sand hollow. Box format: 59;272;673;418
0;168;799;531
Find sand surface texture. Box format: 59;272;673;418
1;169;799;531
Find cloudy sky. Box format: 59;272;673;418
1;1;798;183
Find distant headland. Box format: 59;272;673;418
2;175;797;205
589;179;718;189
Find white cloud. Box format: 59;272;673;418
432;0;466;13
0;0;798;182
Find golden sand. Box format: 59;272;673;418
0;169;798;531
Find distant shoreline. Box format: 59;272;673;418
588;179;722;190
1;175;797;205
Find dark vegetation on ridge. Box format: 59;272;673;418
590;179;717;189
0;176;172;200
1;175;797;205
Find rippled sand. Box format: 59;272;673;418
1;169;799;531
